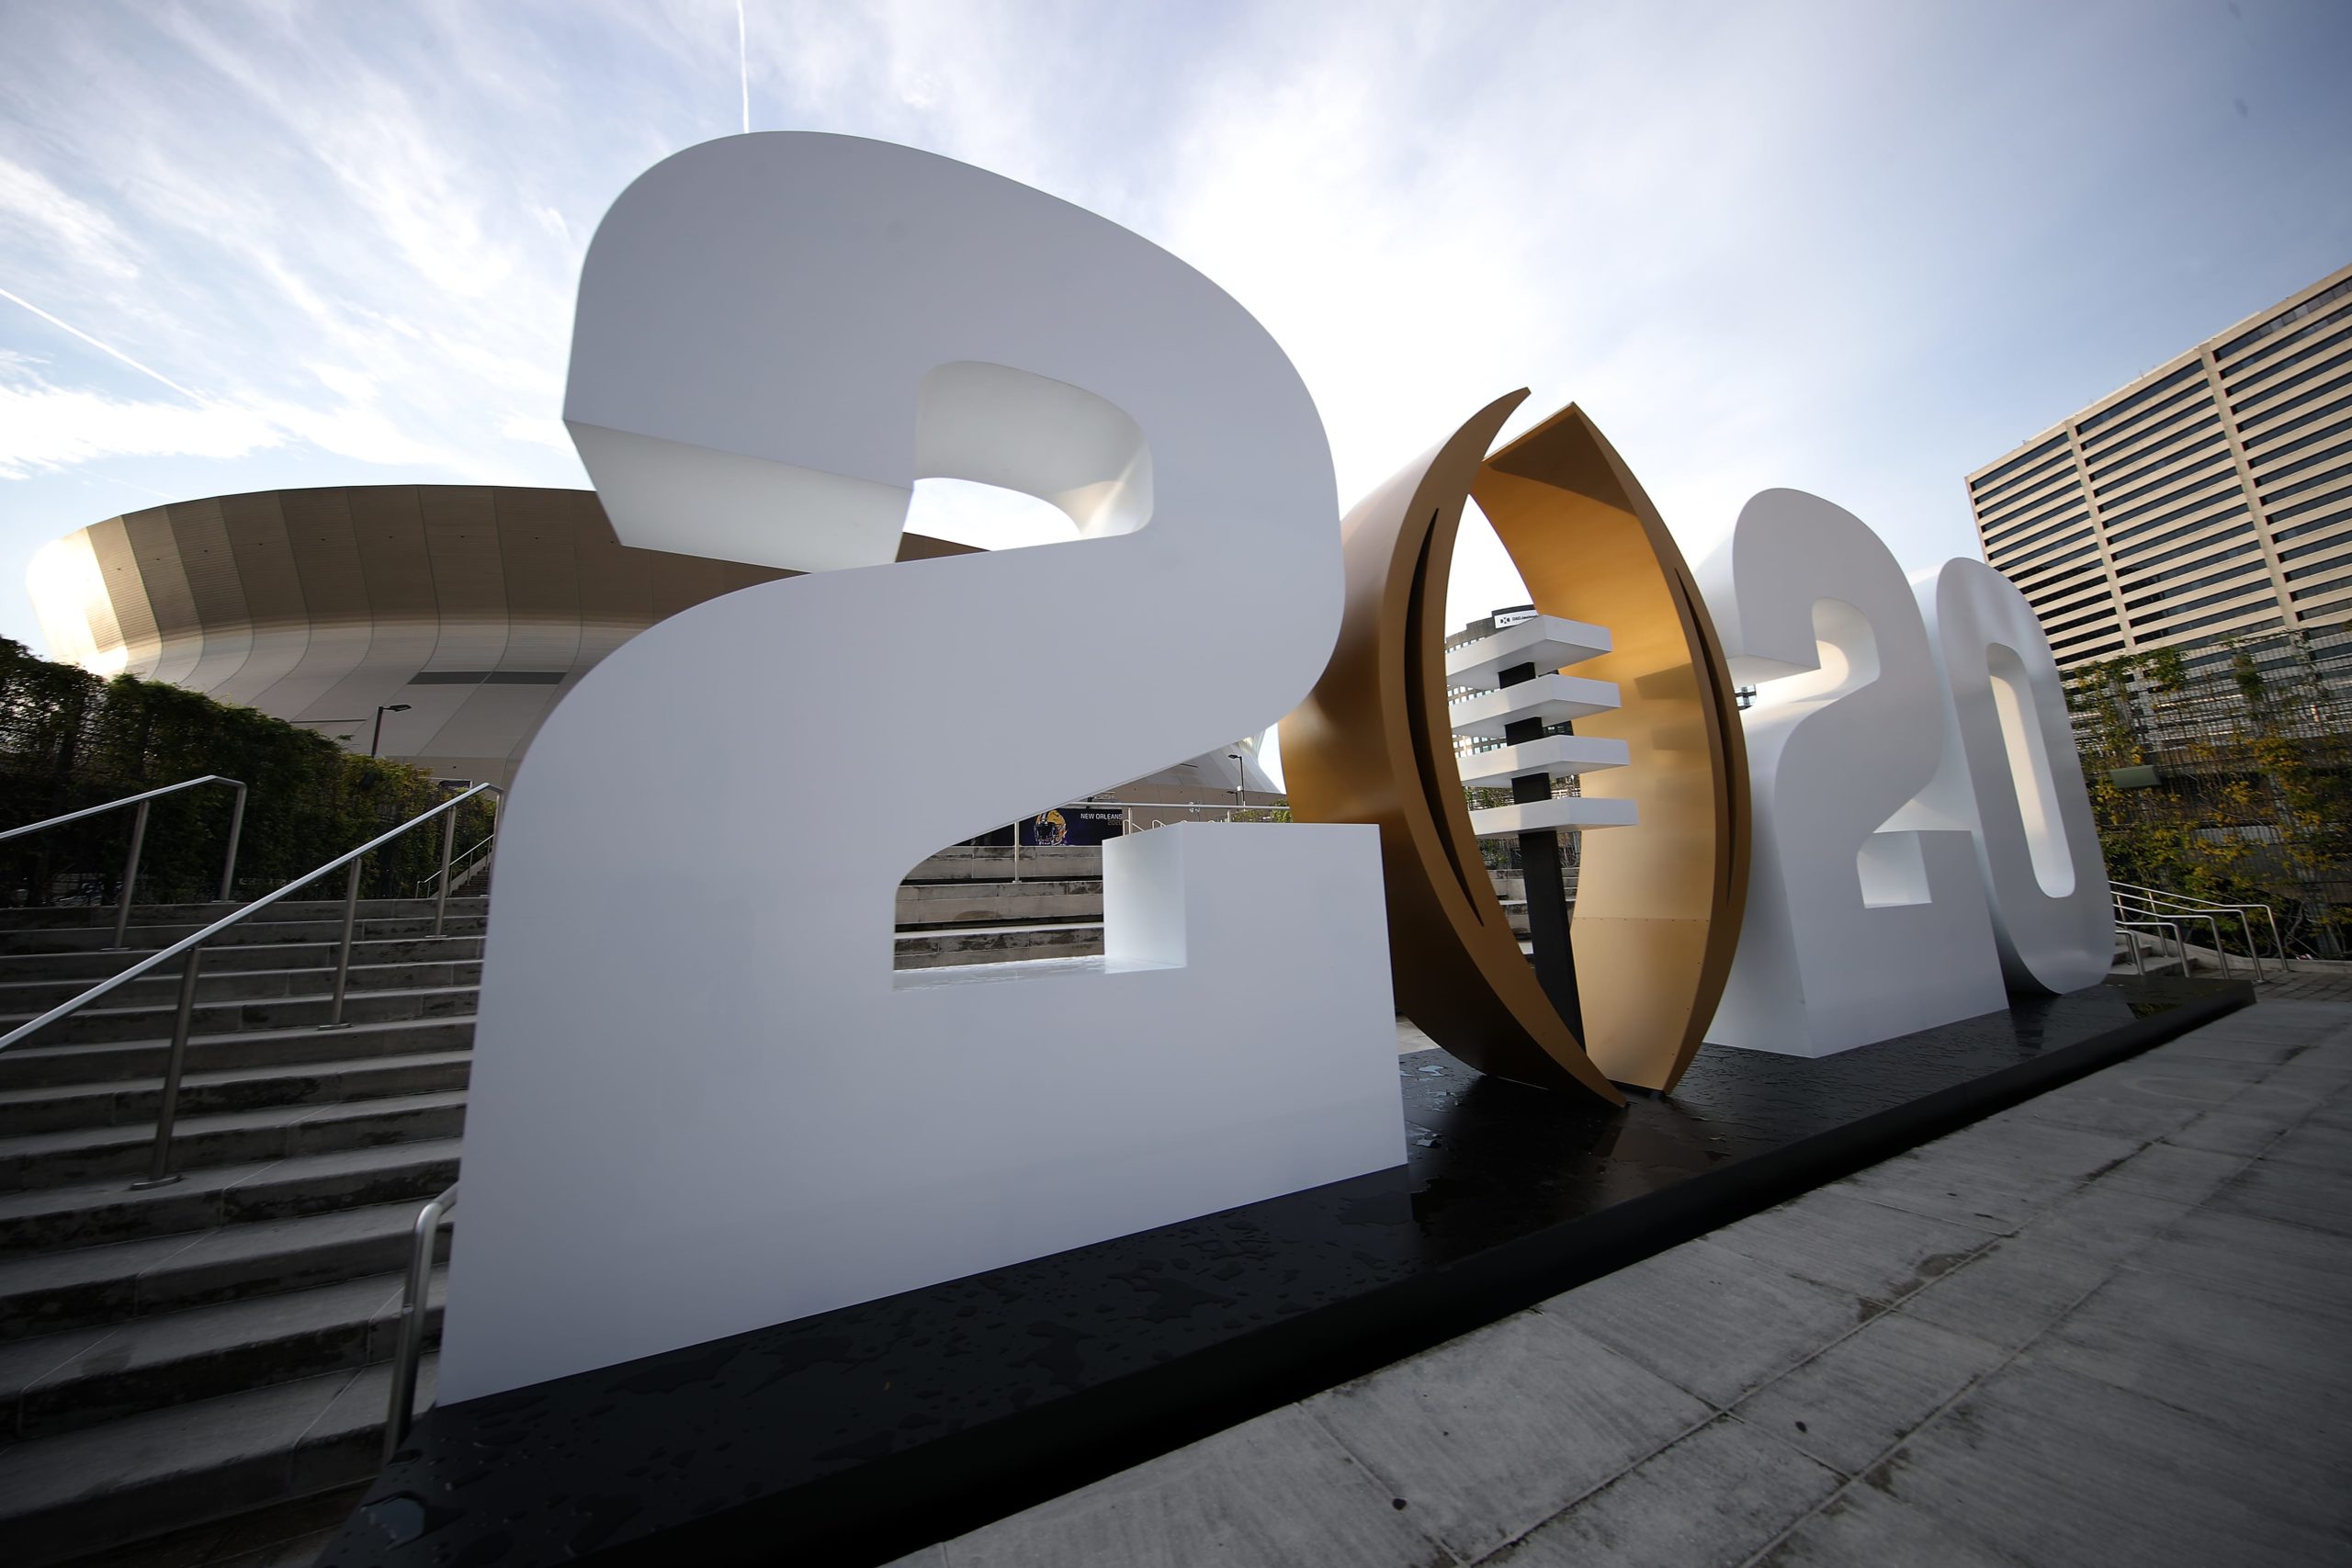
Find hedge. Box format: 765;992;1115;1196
0;637;495;907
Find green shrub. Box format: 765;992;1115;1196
0;638;493;906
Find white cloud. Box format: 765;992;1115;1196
0;375;281;479
0;154;140;280
500;415;571;449
0;0;2345;662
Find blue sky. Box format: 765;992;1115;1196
2;0;2348;655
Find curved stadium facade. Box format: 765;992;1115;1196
26;484;953;785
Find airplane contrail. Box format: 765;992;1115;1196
0;285;205;403
737;1;751;133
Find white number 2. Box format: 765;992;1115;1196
438;133;1401;1400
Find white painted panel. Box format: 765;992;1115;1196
441;133;1399;1401
1916;558;2114;992
1467;795;1640;835
1699;489;2007;1058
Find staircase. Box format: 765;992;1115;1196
894;845;1105;968
0;896;483;1567
0;847;1106;1563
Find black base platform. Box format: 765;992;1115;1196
322;976;2251;1567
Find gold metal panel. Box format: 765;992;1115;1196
1283;396;1747;1099
1283;392;1622;1100
1473;408;1750;1091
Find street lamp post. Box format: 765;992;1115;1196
371;705;412;758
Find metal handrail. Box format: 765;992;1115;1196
2116;917;2187;976
2111;881;2283;974
416;831;495;897
384;1181;457;1462
0;775;247;948
0;784;499;1189
2111;891;2234;980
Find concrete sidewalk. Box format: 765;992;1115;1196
896;998;2352;1568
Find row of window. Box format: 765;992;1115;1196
2271;507;2351;548
2137;601;2283;645
2253;432;2352;489
2080;376;2216;466
2012;544;2101;588
2242;383;2352;451
2221;299;2352;388
2114;519;2256;584
2083;380;2216;460
2267;474;2352;524
1976;459;2082;532
2110;504;2250;570
2091;430;2229;509
1988;515;2091;570
2277;530;2352;566
2087;412;2221;489
2103;467;2244;536
2230;340;2352;419
2124;560;2263;615
2290;570;2352;604
2119;542;2259;601
2233;344;2352;429
2215;274;2352;364
2029;584;2112;627
2079;361;2205;440
2247;357;2352;424
2051;624;2125;656
1981;478;2086;544
2041;591;2119;633
2283;550;2352;584
2132;575;2273;629
2025;558;2109;604
1969;434;2068;502
2262;459;2352;508
2095;447;2233;516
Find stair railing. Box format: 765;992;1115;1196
385;1181;458;1463
0;775;248;949
415;830;496;898
2111;889;2235;979
2115;917;2187;976
0;783;500;1190
2110;881;2283;977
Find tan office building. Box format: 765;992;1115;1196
1968;262;2352;671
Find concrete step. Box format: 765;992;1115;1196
0;1266;446;1440
907;846;1102;883
0;1352;434;1568
0;913;487;956
0;1138;462;1258
894;920;1105;968
0;982;479;1045
896;878;1103;930
0;933;484;985
0;897;487;932
0;956;483;1013
0;1017;474;1092
0;1050;471;1137
0;1089;469;1192
0;1200;452;1343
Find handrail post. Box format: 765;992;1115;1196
108;798;152;950
323;859;362;1029
385;1183;457;1464
433;810;458;938
130;946;204;1190
219;782;248;903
